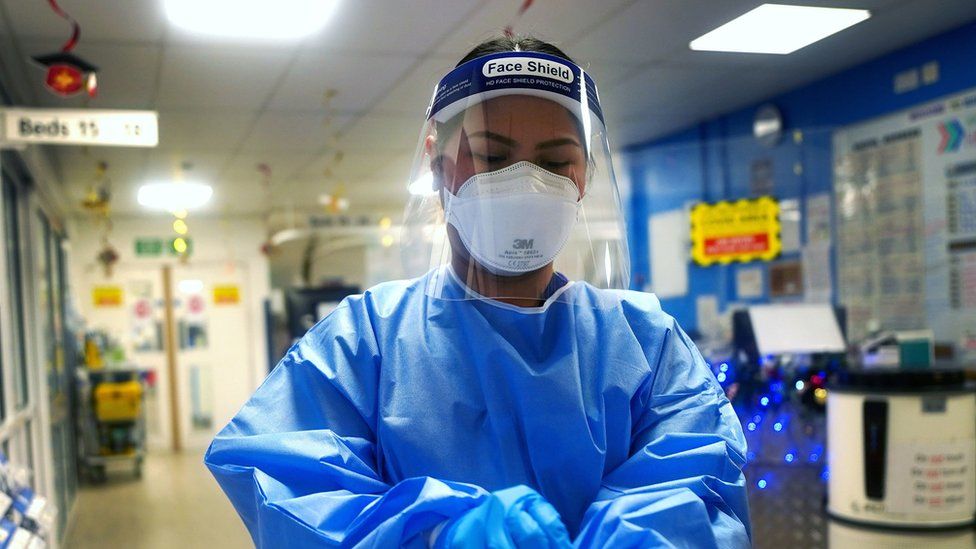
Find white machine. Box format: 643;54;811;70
828;518;976;548
827;369;976;528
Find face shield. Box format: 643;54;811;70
400;51;630;307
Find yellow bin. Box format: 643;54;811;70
94;381;142;422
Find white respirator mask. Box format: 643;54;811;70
444;161;581;276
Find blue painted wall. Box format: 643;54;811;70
624;20;976;331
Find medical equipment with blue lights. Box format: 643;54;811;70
717;304;848;487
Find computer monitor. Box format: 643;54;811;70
284;285;360;340
733;305;847;364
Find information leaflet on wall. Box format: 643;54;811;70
803;244;833;303
649;209;689;297
736;267;764;299
806;193;833;247
833;87;976;354
834;129;925;341
0;108;158;147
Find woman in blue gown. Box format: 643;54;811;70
206;36;750;548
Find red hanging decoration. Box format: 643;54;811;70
47;0;81;53
31;0;99;98
503;0;535;38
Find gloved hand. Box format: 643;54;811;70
433;485;571;549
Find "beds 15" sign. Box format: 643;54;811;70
0;108;158;147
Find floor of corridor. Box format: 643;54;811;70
65;451;252;548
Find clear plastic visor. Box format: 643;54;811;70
400;70;630;309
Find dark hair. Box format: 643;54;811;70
455;35;575;66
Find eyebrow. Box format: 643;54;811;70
467;131;581;150
535;138;581;150
467;131;516;147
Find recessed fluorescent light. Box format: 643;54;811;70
690;4;871;55
408;173;437;196
163;0;340;40
137;182;213;212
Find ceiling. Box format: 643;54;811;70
0;0;974;220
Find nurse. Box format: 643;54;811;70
206;36;750;548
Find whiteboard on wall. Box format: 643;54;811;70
648;209;689;298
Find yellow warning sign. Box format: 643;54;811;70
213;285;241;305
690;197;781;266
92;286;123;307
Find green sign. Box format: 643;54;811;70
135;237;163;257
135;237;193;257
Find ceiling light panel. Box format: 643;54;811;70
164;0;340;40
690;4;871;55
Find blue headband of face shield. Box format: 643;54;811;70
425;51;605;133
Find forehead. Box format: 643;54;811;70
460;95;578;134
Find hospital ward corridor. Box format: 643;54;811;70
65;453;249;548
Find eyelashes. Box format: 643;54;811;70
471;154;575;171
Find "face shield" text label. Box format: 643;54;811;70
482;57;574;84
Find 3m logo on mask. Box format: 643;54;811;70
513;239;535;250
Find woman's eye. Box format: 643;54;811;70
474;153;507;163
541;160;571;170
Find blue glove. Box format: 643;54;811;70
434;485;572;549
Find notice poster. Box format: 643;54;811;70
947;161;976;314
212;284;241;305
736;267;764;299
92;285;123;307
803;244;833;303
690;197;781;266
806;193;833;247
833;87;976;350
650;210;689;298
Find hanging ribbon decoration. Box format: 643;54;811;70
503;0;535;39
47;0;80;53
81;160;112;217
257;163;278;256
32;0;98;97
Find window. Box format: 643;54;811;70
3;173;29;410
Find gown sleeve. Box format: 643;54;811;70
573;318;751;548
204;297;488;548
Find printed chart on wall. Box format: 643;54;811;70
834;87;976;357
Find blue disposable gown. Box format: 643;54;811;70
206;270;750;547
